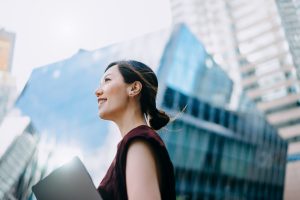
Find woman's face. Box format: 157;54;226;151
95;65;130;121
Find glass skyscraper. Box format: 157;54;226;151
15;24;287;199
0;118;38;200
155;24;287;199
170;1;300;198
160;87;287;199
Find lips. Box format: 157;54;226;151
98;98;107;105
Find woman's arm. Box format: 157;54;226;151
125;139;161;200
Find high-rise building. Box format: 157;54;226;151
0;72;16;123
0;28;15;72
156;25;233;107
160;87;287;199
170;0;242;107
0;111;59;200
156;25;287;199
276;0;300;79
0;28;16;123
0;113;37;200
16;24;287;199
0;28;53;200
170;1;300;198
275;1;300;198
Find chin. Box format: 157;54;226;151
99;113;106;120
99;111;111;121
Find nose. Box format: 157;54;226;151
95;87;103;97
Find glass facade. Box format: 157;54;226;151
159;87;287;200
157;25;232;107
0;114;59;200
170;2;300;198
155;24;287;199
0;127;38;199
170;0;300;139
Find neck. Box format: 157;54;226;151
113;102;148;138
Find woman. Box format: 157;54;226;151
95;60;176;200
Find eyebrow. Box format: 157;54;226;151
100;73;112;84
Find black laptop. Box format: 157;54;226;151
32;156;102;200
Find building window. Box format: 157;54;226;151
163;87;175;109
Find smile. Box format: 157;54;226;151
98;98;107;105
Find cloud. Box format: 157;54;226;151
82;122;121;186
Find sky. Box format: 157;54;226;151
0;0;172;92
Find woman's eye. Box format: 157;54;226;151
105;78;111;82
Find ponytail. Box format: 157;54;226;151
148;107;170;130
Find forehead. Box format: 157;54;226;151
102;65;120;78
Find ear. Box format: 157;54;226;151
127;81;142;97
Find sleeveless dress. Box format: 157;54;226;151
97;125;176;200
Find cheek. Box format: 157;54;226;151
107;86;128;108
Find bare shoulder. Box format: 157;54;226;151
125;139;161;200
127;139;154;157
126;139;156;175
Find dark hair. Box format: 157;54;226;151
105;60;170;130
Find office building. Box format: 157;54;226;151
170;1;300;198
0;113;37;200
0;72;16;123
160;87;287;199
0;28;16;123
276;0;300;78
276;1;300;198
0;28;15;72
156;24;287;199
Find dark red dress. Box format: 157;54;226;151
97;125;176;200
